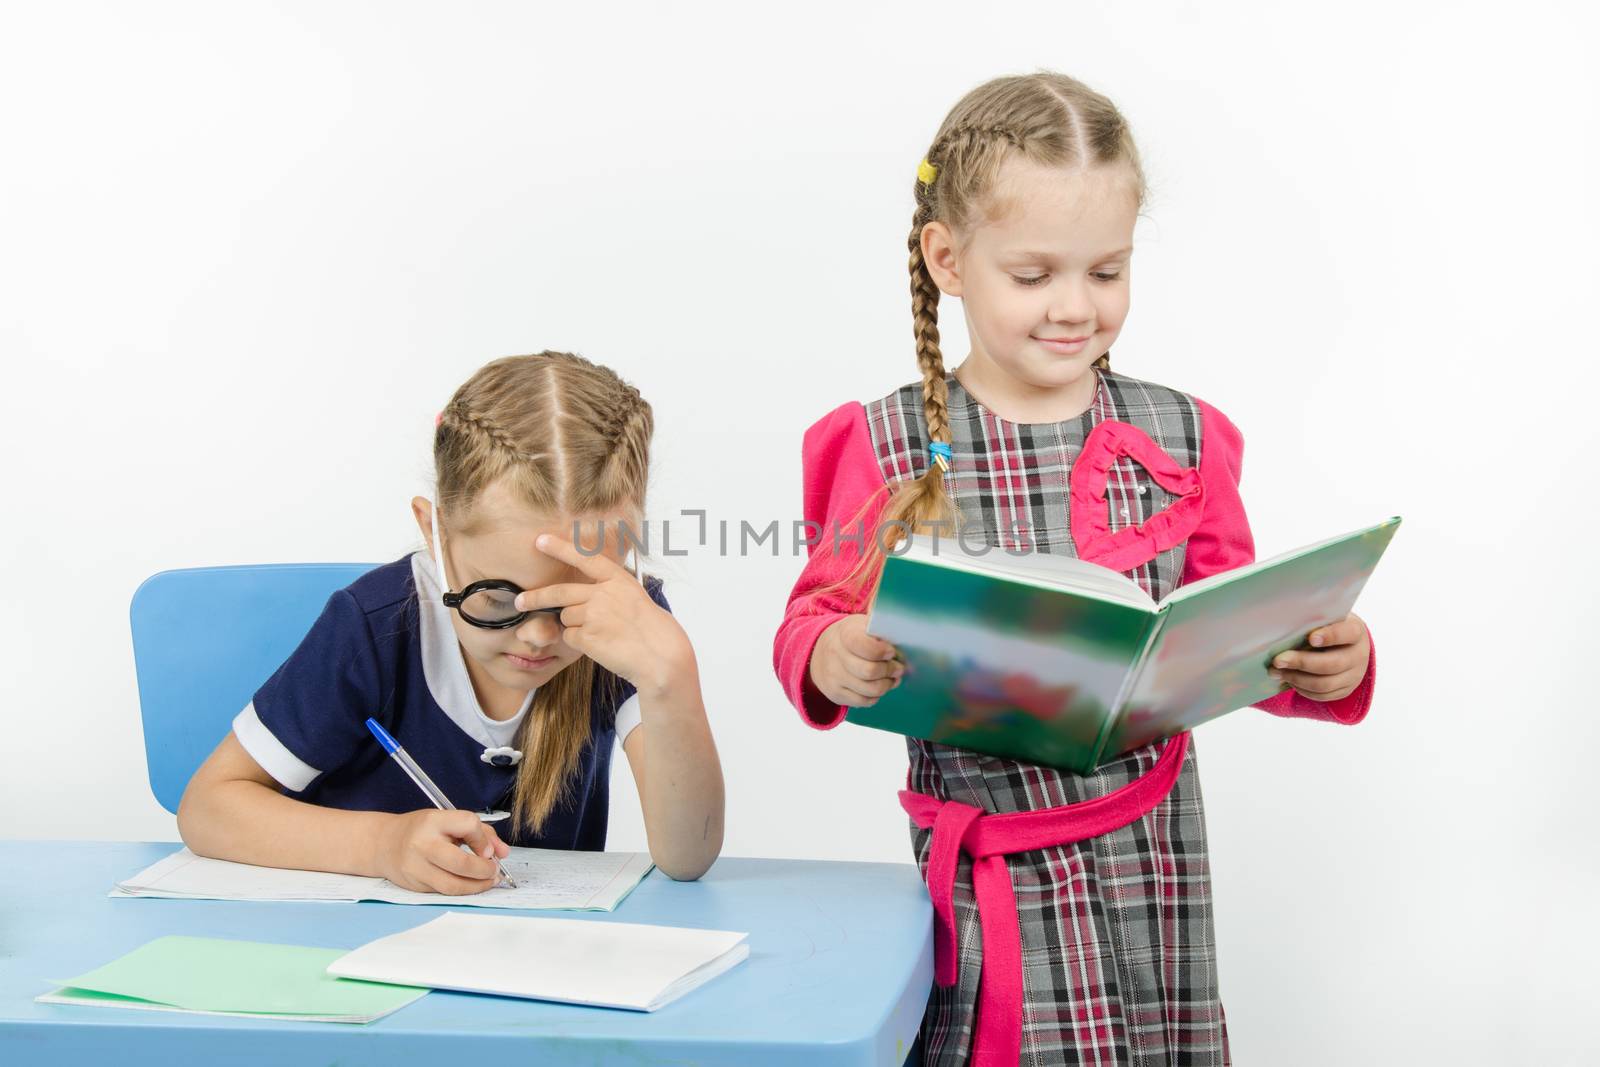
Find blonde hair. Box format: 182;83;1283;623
433;351;652;836
834;71;1149;599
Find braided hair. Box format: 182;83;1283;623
432;351;653;835
825;71;1150;599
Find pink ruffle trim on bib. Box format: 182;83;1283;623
1069;419;1205;572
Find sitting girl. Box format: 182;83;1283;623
180;351;724;891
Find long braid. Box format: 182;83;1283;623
895;120;1044;536
907;200;951;449
825;73;1143;591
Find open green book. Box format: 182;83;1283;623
852;516;1400;773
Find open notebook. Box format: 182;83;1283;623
328;911;750;1012
113;846;653;911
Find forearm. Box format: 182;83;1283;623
633;652;725;881
177;775;394;877
777;608;857;726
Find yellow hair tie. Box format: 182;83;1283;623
917;158;939;186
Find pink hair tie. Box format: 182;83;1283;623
434;411;443;428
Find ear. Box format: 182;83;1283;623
920;220;964;298
411;496;436;558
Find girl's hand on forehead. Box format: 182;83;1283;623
516;533;694;697
1267;613;1372;703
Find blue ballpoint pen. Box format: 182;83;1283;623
365;718;518;889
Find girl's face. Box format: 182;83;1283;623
413;478;633;703
924;158;1139;412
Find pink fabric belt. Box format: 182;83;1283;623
899;732;1190;1067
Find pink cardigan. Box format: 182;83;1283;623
772;396;1376;732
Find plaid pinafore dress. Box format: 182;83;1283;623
864;368;1229;1066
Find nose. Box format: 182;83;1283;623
514;611;564;648
1047;276;1095;326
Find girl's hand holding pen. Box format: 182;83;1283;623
374;809;510;895
810;614;904;708
519;534;696;697
1269;612;1371;702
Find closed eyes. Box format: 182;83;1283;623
1010;272;1123;287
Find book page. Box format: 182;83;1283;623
112;848;387;901
370;851;654;910
900;534;1156;609
1167;518;1399;604
1108;517;1399;755
114;847;654;912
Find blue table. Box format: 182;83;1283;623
0;842;933;1066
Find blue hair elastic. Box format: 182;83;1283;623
929;441;952;470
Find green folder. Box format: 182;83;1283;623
852;517;1400;773
36;935;429;1024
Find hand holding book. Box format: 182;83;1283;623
1269;614;1371;701
809;614;904;709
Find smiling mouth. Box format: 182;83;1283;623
1033;334;1093;354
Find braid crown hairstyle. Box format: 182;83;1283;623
432;351;653;836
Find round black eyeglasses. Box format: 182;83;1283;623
441;579;564;630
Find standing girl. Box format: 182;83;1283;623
182;352;724;890
773;73;1376;1065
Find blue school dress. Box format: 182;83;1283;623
232;550;667;849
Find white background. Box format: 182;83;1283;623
3;2;1596;1062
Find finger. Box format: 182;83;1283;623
1272;668;1352;698
423;864;500;896
515;583;594;612
839;683;882;707
856;674;898;698
534;533;629;583
558;624;587;654
1273;646;1357;676
843;626;896;662
429;837;501;882
1307;615;1365;649
843;670;901;701
453;816;497;857
844;654;900;683
441;808;491;836
558;603;587;628
436;813;504;866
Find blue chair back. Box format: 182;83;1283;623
129;563;378;813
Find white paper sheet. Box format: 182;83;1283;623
327;911;750;1011
113;847;654;911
